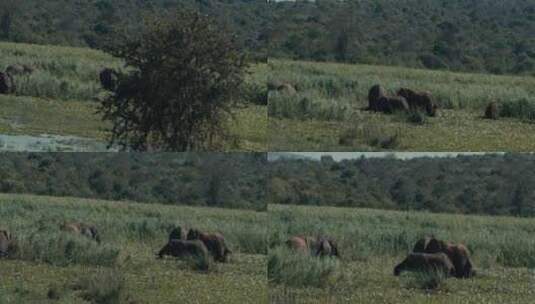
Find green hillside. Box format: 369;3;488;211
0;42;267;151
0;194;267;304
269;59;535;151
269;204;535;304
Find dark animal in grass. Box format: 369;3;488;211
315;237;340;258
368;84;387;111
99;68;119;91
377;96;409;114
277;83;297;95
0;72;15;94
394;252;455;277
187;229;231;263
60;222;101;243
414;237;475;278
267;80;283;91
485;102;498;119
397;88;437;116
168;226;188;241
6;64;34;76
157;239;209;260
0;229;14;257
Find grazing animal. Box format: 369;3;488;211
368;84;387;111
60;222;100;243
99;68;119;91
286;236;310;254
394;252;455;277
157;239;209;260
413;237;475;278
485;102;498;119
377;96;410;114
277;83;297;95
0;230;13;257
187;229;231;263
168;226;188;242
0;72;15;94
315;237;340;258
397;88;437;116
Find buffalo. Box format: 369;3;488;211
168;226;188;242
397;88;437;116
287;235;340;258
0;230;14;257
99;68;119;91
0;72;15;94
394;252;455;277
187;229;231;263
60;222;100;243
377;96;409;114
485;102;498;120
368;84;387;112
157;239;209;260
412;236;475;278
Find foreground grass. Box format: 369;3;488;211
0;193;267;303
0;42;267;151
268;59;535;151
269;204;535;303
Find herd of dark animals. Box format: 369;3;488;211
0;223;231;268
269;81;502;121
286;234;475;280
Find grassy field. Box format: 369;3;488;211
268;59;535;151
0;42;267;151
269;204;535;304
0;193;267;303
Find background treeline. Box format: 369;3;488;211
270;0;535;75
0;0;271;60
269;154;535;217
2;1;535;75
0;153;266;210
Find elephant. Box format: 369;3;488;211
187;229;231;263
99;68;119;91
412;236;475;278
168;226;188;242
0;230;13;257
60;222;100;243
485;102;498;119
394;252;455;277
157;239;209;260
368;84;387;111
397;88;437;116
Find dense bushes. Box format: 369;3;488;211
0;153;266;210
269;154;535;217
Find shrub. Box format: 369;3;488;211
77;269;126;304
11;232;119;267
99;10;247;151
268;246;340;288
499;98;535;121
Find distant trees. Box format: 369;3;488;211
270;154;535;217
99;10;247;151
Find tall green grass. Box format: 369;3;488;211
269;59;535;121
270;204;535;269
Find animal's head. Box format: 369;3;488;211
187;229;201;240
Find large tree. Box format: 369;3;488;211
99;10;247;151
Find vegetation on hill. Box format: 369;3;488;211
269;204;535;304
270;0;535;75
0;153;267;210
269;153;535;216
0;194;267;303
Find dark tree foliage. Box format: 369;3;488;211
269;154;535;217
0;153;267;211
99;10;247;151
